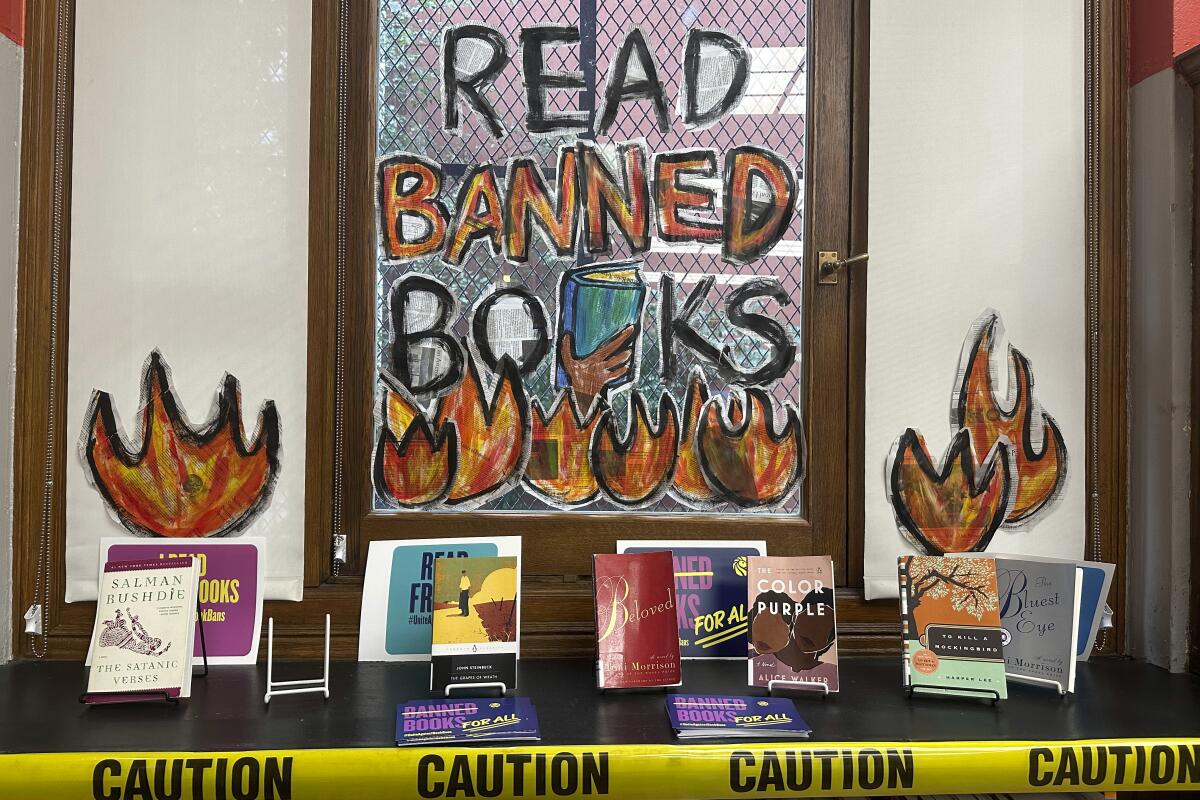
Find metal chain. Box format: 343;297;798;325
1084;0;1108;654
331;0;350;577
31;0;72;658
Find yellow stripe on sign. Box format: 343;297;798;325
2;739;1199;799
696;623;747;647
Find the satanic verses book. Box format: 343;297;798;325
746;556;839;691
86;557;202;699
898;555;1008;700
430;556;520;694
593;552;682;689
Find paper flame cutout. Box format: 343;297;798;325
887;428;1013;554
696;388;804;508
592;391;679;508
524;390;608;507
83;351;279;538
955;312;1067;523
375;377;457;508
434;348;530;508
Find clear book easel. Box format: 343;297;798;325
263;614;331;704
767;678;831;698
444;680;508;697
1007;672;1068;696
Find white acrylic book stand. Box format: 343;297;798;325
264;614;330;704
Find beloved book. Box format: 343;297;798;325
396;697;540;746
358;536;522;662
617;540;766;658
86;557;202;700
746;556;839;692
555;261;646;392
666;694;811;739
430;556;520;694
898;555;1008;700
995;557;1082;693
98;538;264;665
593;552;682;688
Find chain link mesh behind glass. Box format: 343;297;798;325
375;0;807;513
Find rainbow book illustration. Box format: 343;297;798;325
555;262;646;392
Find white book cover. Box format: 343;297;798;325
87;557;201;698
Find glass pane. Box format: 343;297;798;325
374;0;807;514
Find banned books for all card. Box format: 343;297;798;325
86;557;202;699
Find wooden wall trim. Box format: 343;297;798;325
11;0;73;659
1087;0;1130;656
1179;43;1200;674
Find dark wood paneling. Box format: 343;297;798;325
1179;43;1200;674
1086;0;1130;656
11;0;73;660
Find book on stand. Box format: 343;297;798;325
85;557;203;702
746;555;839;692
430;555;520;694
898;555;1007;700
995;557;1082;693
593;552;682;689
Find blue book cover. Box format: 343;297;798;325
555;262;646;391
396;698;541;746
666;695;811;739
618;540;766;658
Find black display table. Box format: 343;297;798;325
1;657;1198;797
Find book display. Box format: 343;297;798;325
430;555;521;694
899;555;1008;701
592;552;683;689
83;557;204;704
746;555;840;693
995;557;1082;693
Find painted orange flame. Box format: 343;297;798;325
592;391;679;507
956;313;1067;523
696;388;804;508
888;428;1012;554
434;349;530;507
375;378;457;508
671;370;718;507
524;390;608;507
83;351;279;538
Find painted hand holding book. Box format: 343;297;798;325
666;695;811;739
995;557;1082;693
396;698;541;746
746;556;840;692
430;555;520;694
898;555;1007;700
618;540;766;658
86;557;202;700
593;552;682;689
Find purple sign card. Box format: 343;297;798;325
96;537;264;664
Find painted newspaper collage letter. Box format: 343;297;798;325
373;0;809;513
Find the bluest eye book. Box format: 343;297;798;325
396;698;541;746
666;695;811;739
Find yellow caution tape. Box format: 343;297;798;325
1;739;1198;799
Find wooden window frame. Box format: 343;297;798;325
9;0;1129;660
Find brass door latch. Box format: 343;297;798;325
818;251;869;285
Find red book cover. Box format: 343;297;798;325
593;552;682;689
